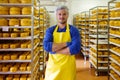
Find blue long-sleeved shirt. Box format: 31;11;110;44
43;24;81;55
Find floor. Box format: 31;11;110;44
76;55;108;80
41;54;108;80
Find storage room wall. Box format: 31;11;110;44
45;0;111;26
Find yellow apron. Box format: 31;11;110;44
45;24;76;80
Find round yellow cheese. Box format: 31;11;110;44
0;0;8;3
0;6;9;15
21;0;31;3
2;66;9;72
10;7;21;15
20;66;26;71
6;76;13;80
11;54;18;60
9;0;20;3
0;55;3;60
3;54;10;60
10;66;17;72
10;33;18;38
115;2;120;8
0;18;8;26
19;55;26;60
3;33;9;37
20;32;29;37
9;19;19;26
20;18;31;26
22;7;31;15
2;44;9;49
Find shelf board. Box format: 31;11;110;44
90;55;108;63
89;45;108;51
89;35;108;38
0;48;31;51
110;65;120;76
0;34;39;40
110;17;120;20
0;3;32;6
0;71;31;74
109;73;117;80
90;60;108;70
0;60;31;63
81;51;89;57
110;49;120;57
109;41;120;47
110;7;120;11
109;34;120;38
90;50;108;57
89;29;108;32
110;26;120;29
90;40;108;44
110;57;120;66
0;15;32;18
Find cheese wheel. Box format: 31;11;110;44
10;33;18;38
0;18;8;26
0;55;3;60
10;43;18;49
27;54;31;60
21;43;27;48
20;32;29;37
40;8;44;12
2;66;9;72
20;66;26;71
0;33;2;37
19;55;26;60
27;44;31;48
21;0;31;3
0;0;8;3
27;78;30;80
13;78;20;80
3;54;10;60
11;54;18;60
21;18;31;26
2;44;9;49
0;6;9;15
6;76;13;80
10;66;17;72
27;66;31;71
10;7;21;15
40;15;44;19
115;2;120;8
9;19;19;26
22;7;31;15
20;77;26;80
3;33;9;37
9;0;20;3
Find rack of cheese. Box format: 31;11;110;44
108;0;120;80
89;6;109;76
39;7;50;79
73;12;89;62
0;0;41;80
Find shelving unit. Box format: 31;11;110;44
73;12;90;63
108;0;120;80
89;6;109;76
0;0;40;80
39;7;50;79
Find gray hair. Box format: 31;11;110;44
56;5;69;14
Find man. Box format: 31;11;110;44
43;5;81;80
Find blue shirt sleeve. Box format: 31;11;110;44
67;25;81;55
43;25;56;54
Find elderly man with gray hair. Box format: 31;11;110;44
43;5;81;80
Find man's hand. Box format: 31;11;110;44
56;47;70;55
52;43;67;52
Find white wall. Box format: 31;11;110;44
45;0;111;26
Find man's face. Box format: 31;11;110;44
56;9;68;24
